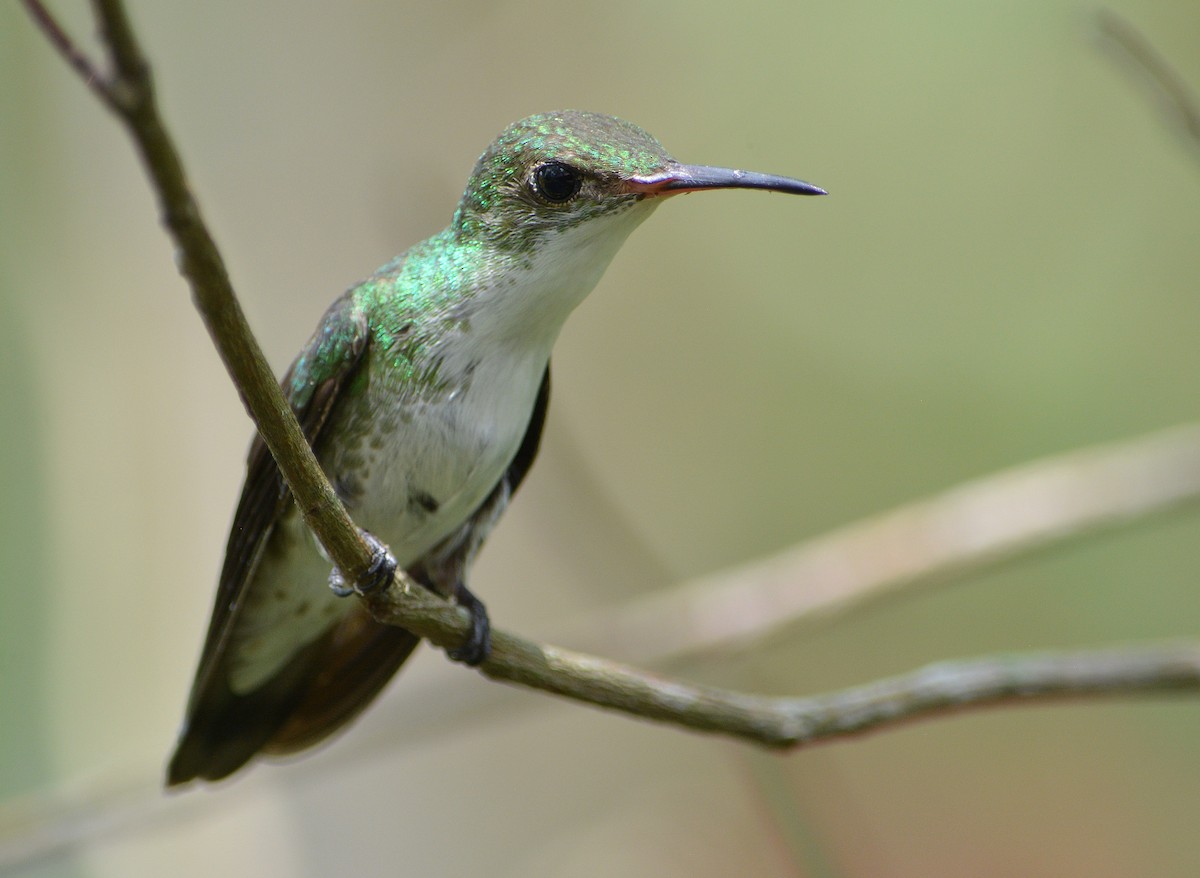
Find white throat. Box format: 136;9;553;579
467;201;660;355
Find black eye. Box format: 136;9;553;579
532;161;582;204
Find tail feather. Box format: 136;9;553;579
167;607;419;786
266;613;421;754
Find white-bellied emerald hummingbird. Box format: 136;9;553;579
169;110;824;785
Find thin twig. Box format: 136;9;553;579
20;0;109;104
24;0;375;587
1096;8;1200;156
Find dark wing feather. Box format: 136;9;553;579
504;365;551;496
167;295;370;785
191;369;350;682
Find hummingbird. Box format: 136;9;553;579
167;110;824;785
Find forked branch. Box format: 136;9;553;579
21;0;1200;760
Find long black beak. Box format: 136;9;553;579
625;164;826;197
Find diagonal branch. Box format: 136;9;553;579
576;422;1200;665
19;0;1200;774
23;0;374;586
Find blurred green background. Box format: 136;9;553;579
2;1;1198;875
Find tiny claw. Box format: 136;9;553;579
328;567;354;597
360;533;398;593
447;583;492;666
328;530;397;597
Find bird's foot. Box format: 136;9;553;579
329;530;397;597
447;583;492;666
